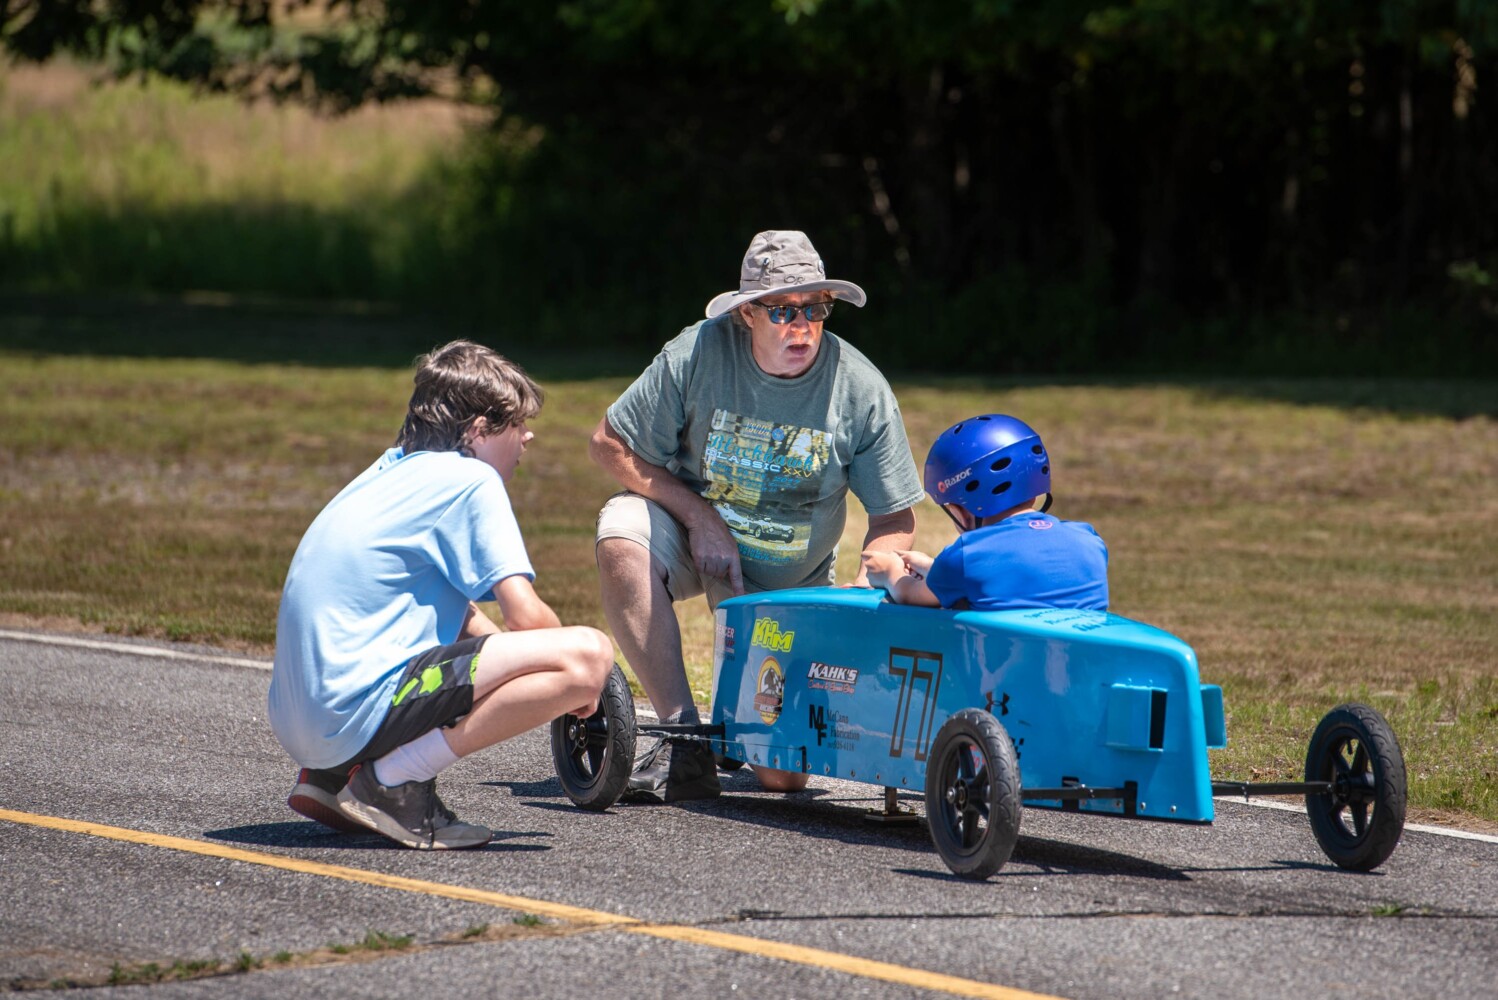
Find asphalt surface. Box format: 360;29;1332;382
2;632;1495;999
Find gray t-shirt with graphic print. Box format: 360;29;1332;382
606;315;926;591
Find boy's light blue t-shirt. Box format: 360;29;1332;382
926;512;1109;612
269;448;533;768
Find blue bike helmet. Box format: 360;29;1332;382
923;414;1051;520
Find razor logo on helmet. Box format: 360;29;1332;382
937;468;972;493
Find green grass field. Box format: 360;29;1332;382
1;300;1494;828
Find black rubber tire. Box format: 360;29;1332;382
1304;703;1406;871
924;708;1022;880
550;663;637;811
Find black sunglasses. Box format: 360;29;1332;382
756;300;834;324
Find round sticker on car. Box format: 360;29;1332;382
754;657;784;724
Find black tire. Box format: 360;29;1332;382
550;663;637;811
924;708;1022;880
1304;703;1406;871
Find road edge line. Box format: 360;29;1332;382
1213;797;1498;844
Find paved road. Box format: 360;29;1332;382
2;632;1494;998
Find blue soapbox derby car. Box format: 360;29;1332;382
552;587;1406;879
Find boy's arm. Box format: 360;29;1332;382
488;574;562;631
887;572;942;608
860;549;943;608
462;602;503;637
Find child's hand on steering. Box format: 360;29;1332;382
896;549;934;580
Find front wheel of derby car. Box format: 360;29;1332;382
924;708;1022;880
1304;702;1407;871
551;662;637;811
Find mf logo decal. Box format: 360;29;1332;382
751;617;795;652
754;657;784;724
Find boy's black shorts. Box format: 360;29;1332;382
336;635;488;770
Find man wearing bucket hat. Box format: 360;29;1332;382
589;230;926;802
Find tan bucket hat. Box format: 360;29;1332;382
704;230;867;318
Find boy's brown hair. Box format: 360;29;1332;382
396;340;543;453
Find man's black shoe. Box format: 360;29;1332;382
623;737;721;803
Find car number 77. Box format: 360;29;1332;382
888;648;944;761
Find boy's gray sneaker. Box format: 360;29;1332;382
336;765;492;850
623;737;721;803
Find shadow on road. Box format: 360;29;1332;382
204;821;553;853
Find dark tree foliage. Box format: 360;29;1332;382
5;0;1495;373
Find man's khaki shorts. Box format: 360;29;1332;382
595;492;761;610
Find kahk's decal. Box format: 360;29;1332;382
807;661;858;693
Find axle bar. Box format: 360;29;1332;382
636;722;728;739
1211;781;1333;798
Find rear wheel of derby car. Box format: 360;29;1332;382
551;663;637;811
1304;703;1407;871
924;708;1022;880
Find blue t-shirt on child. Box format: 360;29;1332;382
925;512;1109;612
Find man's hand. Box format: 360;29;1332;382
859;549;907;592
862;548;942;607
849;508;917;588
591;414;745;595
686;508;745;595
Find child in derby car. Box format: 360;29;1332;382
860;415;1109;612
269;340;614;850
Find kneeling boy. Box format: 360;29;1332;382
269;341;613;850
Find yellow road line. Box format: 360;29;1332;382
2;807;1061;1000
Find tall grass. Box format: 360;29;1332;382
0;59;485;299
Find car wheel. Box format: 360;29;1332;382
1304;703;1406;871
924;708;1022;879
550;663;637;811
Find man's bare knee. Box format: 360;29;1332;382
597;537;667;591
752;765;811;793
597;536;647;574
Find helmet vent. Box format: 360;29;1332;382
1041;465;1050;474
964;480;981;492
992;482;1011;494
1031;445;1044;454
952;423;964;435
990;457;1011;472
